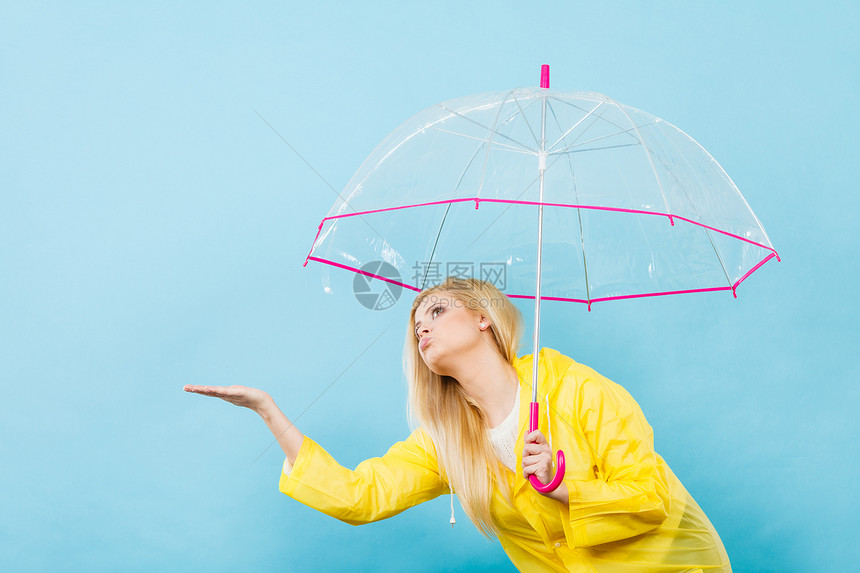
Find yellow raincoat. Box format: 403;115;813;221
279;348;731;572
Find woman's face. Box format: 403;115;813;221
413;292;486;376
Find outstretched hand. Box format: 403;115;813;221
183;384;303;463
183;384;272;413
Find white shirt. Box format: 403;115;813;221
487;386;520;472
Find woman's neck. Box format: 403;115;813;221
449;352;519;428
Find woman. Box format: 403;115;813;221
185;277;731;572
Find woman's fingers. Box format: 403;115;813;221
523;442;549;456
184;384;231;396
522;451;552;467
183;384;270;412
523;454;553;481
184;384;244;395
525;430;548;445
523;430;553;481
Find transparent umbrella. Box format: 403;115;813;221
304;65;779;491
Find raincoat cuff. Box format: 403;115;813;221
278;436;311;492
560;480;589;549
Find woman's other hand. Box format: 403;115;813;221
183;385;272;414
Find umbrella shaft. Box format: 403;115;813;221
531;194;543;404
531;96;547;404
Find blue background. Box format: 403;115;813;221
2;1;857;571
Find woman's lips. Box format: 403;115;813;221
419;337;432;351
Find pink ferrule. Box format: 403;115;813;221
528;401;566;493
540;65;549;89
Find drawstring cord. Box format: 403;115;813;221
449;482;456;526
545;392;553;453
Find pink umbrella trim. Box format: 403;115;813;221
306;197;780;257
303;250;779;311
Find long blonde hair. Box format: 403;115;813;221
403;277;523;537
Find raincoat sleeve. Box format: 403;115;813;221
278;428;448;525
558;363;672;548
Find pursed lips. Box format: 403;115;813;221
419;336;432;351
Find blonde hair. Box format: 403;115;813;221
403;277;523;537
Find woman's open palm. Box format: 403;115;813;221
183;384;270;412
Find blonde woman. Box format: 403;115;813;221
185;277;731;572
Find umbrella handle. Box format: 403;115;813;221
527;401;566;493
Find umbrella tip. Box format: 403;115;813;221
540;65;549;89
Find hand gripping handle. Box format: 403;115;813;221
528;401;566;493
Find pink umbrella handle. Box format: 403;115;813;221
528;401;566;493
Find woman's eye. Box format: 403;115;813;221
432;306;443;318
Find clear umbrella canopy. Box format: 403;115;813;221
306;85;779;307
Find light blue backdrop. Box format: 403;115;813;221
2;1;857;571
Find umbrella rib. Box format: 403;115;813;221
452;141;487;195
546;100;605;153
477;88;519;198
421;203;453;291
546;96;642;148
417;133;487;292
703;226;733;289
554;142;641;155
546;95;637;135
432;127;535;154
549;121;657;156
548;102;592;305
550;105;609;152
605;95;674;219
463;152;570;252
656;121;737;289
679;127;776;250
497;95;542;133
513;94;541;149
437;101;537;154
